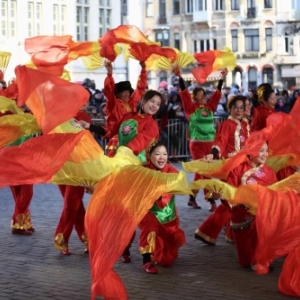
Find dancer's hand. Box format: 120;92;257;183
172;65;181;77
79;120;90;129
140;61;146;70
105;60;113;75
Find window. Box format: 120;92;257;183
214;0;224;11
247;0;255;8
159;70;167;82
195;0;206;11
10;0;17;37
186;0;193;13
156;30;169;46
231;0;239;10
265;28;272;51
159;0;166;17
264;0;272;8
122;0;127;16
28;2;34;37
263;67;273;85
146;0;153;17
76;6;81;23
284;32;293;53
231;29;238;52
244;29;259;51
248;67;257;90
292;0;300;9
174;32;180;49
173;0;180;14
98;3;111;39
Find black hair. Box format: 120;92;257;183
254;83;274;104
227;95;247;111
192;87;206;98
148;141;167;156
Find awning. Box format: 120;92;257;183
181;71;222;82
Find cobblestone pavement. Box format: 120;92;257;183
0;163;297;300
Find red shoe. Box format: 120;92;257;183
143;262;159;274
84;248;89;254
121;254;131;263
27;227;35;232
188;200;201;209
61;249;71;255
209;203;217;212
12;229;32;235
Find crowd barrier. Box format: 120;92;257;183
91;116;227;159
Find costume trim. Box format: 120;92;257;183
139;231;156;254
11;213;33;230
194;229;216;244
54;233;69;251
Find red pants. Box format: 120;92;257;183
138;212;185;266
189;140;214;196
231;206;257;267
10;185;33;230
54;185;86;250
195;201;231;244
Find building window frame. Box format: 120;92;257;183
264;0;272;8
265;28;272;51
185;0;193;14
174;32;180;49
214;0;224;11
244;29;259;51
231;0;239;10
146;0;153;17
231;29;238;52
173;0;180;15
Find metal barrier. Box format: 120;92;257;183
91;116;227;159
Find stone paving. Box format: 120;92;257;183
0;163;297;300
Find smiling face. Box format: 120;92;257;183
142;95;161;115
150;145;168;169
251;142;269;166
265;92;277;110
229;99;245;119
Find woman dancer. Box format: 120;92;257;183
139;141;186;274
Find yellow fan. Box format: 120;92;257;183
82;52;105;70
0;51;11;74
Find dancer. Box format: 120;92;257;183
228;142;277;268
251;83;277;131
54;104;92;255
138;141;186;274
81;61;147;157
194;95;251;244
173;66;226;210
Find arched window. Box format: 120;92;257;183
248;67;257;89
159;70;167;82
262;67;274;85
232;66;243;88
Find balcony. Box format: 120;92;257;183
247;7;256;18
275;55;300;65
193;1;212;23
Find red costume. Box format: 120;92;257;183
251;104;276;131
195;116;251;244
138;163;186;266
1;110;35;234
180;88;221;195
276;166;299;181
54;110;92;253
228;162;277;267
10;184;34;234
104;70;147;157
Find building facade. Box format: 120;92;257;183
141;0;300;90
0;0;126;89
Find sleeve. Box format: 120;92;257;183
211;121;230;158
103;74;117;115
129;70;147;111
227;166;241;187
179;89;195;119
207;89;222;112
179;77;186;91
88;124;108;136
166;164;179;174
126;120;159;155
